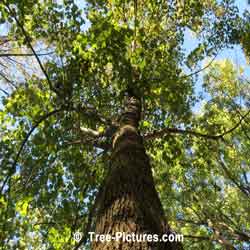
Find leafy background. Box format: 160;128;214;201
0;0;250;249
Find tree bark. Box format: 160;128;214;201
93;93;180;250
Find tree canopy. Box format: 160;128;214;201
0;0;250;249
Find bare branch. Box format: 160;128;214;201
0;71;17;88
0;87;9;96
0;51;55;57
3;3;58;95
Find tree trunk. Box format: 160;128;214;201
93;93;180;250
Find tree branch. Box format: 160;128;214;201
0;87;9;96
0;102;115;194
79;127;101;138
0;51;55;57
0;71;17;88
219;109;250;137
3;3;58;95
65;138;111;151
144;107;250;142
218;159;249;197
150;54;217;83
0;35;10;45
143;127;224;141
181;54;217;80
0;108;63;194
177;218;208;227
70;104;113;126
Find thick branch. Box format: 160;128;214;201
80;127;101;138
65;138;111;151
143;127;224;141
144;109;250;142
65;123;116;150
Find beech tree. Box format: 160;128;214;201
0;0;250;249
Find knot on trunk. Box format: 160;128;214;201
112;125;142;150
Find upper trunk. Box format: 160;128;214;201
93;93;180;250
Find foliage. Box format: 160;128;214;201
0;0;250;249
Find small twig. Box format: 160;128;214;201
219;109;250;138
0;71;17;88
0;87;9;96
181;54;217;80
150;54;218;83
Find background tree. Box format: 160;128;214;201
0;0;250;249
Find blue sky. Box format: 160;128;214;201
183;0;250;71
1;0;250;105
182;0;250;112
